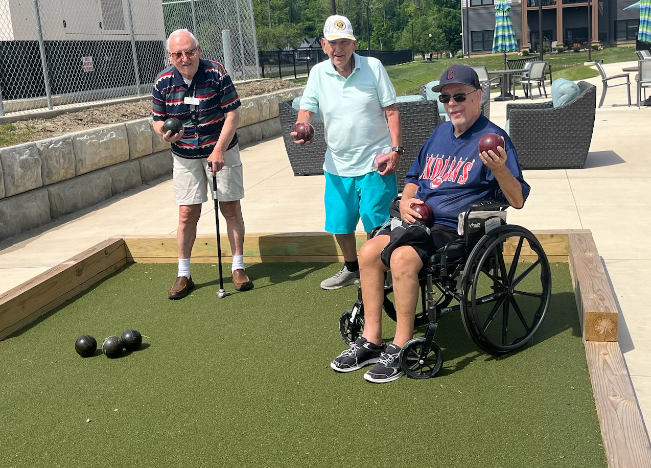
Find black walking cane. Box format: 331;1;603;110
207;161;230;299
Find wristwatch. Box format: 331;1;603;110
391;146;405;155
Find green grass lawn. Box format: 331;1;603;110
385;45;638;95
0;262;606;468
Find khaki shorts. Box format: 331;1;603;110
173;144;244;205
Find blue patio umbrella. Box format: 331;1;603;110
492;0;519;69
639;0;651;43
624;1;640;9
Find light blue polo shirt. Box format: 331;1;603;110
300;53;396;177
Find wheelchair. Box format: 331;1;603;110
338;199;552;379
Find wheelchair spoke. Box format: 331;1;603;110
509;295;532;333
512;289;543;299
507;236;525;283
502;297;510;346
481;291;508;333
511;258;542;289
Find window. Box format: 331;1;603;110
566;27;588;45
470;0;494;5
471;30;494;52
616;20;639;41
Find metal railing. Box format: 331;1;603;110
259;49;413;79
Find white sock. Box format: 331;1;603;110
231;255;244;272
178;258;191;278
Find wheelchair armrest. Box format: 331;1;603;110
467;200;510;212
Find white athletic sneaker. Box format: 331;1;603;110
320;265;360;290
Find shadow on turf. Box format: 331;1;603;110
192;262;331;293
380;290;581;376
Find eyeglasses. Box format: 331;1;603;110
169;48;198;59
438;89;479;104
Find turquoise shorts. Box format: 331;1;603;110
324;171;398;234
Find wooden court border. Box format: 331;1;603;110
0;229;649;466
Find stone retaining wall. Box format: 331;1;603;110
0;87;303;242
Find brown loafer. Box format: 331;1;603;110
168;276;195;300
232;269;254;291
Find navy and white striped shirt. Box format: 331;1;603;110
152;59;240;159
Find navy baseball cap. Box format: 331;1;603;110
432;64;481;92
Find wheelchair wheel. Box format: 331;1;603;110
400;337;443;379
460;225;551;356
339;308;365;345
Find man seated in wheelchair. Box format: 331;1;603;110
331;64;531;383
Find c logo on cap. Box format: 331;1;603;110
334;20;345;30
447;69;455;80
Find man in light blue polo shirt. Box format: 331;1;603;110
293;15;403;290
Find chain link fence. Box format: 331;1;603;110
0;0;259;117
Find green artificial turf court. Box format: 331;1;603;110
0;261;606;468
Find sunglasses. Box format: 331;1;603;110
438;89;479;104
169;48;198;59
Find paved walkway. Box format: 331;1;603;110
1;60;650;435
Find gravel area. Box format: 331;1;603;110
7;79;299;144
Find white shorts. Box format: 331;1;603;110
173;144;244;205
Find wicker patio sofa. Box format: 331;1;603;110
506;80;596;169
278;98;440;192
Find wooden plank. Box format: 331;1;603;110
0;238;127;341
585;341;651;468
124;232;569;264
568;232;618;342
124;233;370;263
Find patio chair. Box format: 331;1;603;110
637;59;651;108
594;60;631;108
470;65;502;92
510;61;534;98
506;81;596;169
517;61;548;99
636;50;651;60
278;98;440;192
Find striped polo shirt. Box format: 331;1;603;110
152;59;241;159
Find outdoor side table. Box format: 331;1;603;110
488;68;525;101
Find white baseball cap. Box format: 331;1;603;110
323;15;356;41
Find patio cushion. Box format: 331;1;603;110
551;78;580;107
424;80;446;121
396;95;426;103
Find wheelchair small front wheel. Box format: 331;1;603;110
339;309;365;345
400;337;443;379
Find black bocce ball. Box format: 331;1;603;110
102;335;124;359
75;335;97;358
163;117;182;136
121;329;143;352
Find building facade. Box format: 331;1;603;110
461;0;643;55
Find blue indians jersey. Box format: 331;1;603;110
405;115;530;229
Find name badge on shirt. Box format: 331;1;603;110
184;97;200;105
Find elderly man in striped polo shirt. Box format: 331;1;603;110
152;29;253;299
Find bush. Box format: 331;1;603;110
591;43;601;50
556;45;565;53
521;49;530;56
572;44;581;52
456;51;464;59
